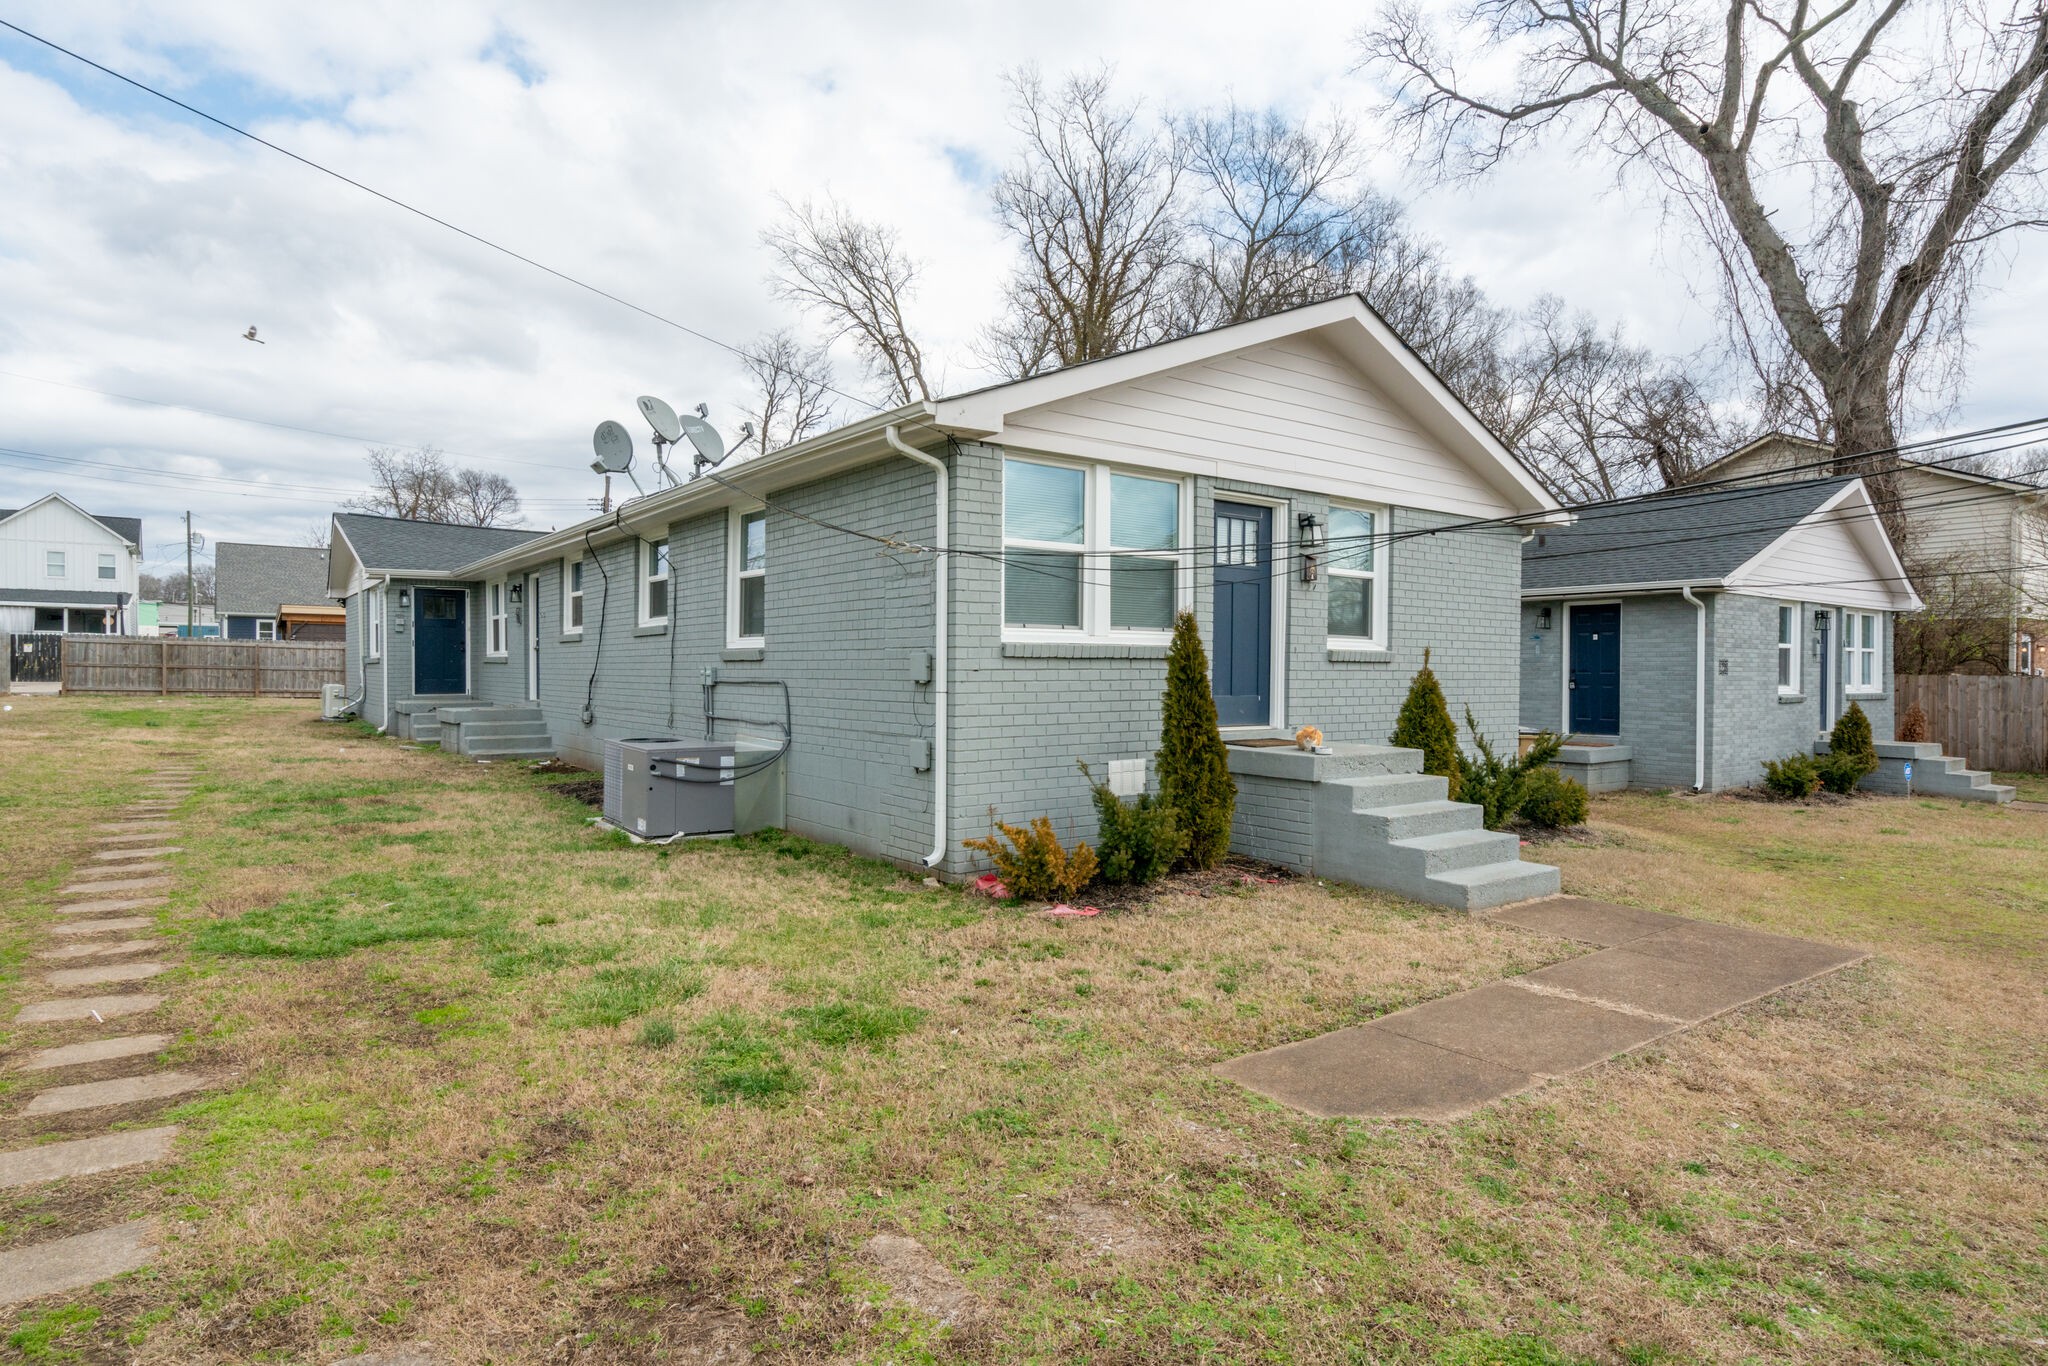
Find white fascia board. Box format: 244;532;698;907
0;491;137;547
1522;579;1725;599
931;296;1561;518
1723;480;1923;611
453;405;939;580
326;519;363;597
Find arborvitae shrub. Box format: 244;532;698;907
1390;646;1462;800
1451;709;1565;830
1155;611;1236;869
1762;753;1823;799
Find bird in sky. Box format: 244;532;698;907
243;325;264;343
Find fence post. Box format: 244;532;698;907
59;636;69;694
251;642;262;698
160;637;169;695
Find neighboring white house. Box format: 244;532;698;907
0;494;144;634
1693;433;2048;673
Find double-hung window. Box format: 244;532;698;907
639;538;670;627
2022;633;2036;675
486;581;508;656
730;510;766;646
1843;611;1881;694
367;587;384;660
1777;604;1800;694
563;556;584;634
1326;505;1387;647
97;553;116;580
1002;457;1183;638
45;550;64;578
256;620;278;642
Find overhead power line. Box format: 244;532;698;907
0;18;877;414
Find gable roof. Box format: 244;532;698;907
1689;430;2047;497
215;542;333;617
330;513;543;593
0;493;141;546
1524;475;1920;610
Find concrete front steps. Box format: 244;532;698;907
435;704;554;760
1228;742;1560;912
1818;738;2015;803
391;697;469;744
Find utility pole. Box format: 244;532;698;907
185;511;194;638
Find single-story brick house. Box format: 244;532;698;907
1519;476;1922;792
329;296;1574;891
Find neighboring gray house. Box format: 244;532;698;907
217;542;344;640
1520;477;1926;792
329;297;1573;903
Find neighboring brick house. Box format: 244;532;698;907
1520;476;1921;791
1691;432;2048;675
328;297;1565;880
0;494;143;634
215;542;347;641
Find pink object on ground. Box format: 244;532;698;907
972;873;1010;898
1043;904;1101;917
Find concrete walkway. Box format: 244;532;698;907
1216;897;1865;1121
2;762;201;1309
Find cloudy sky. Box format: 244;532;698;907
3;1;2043;587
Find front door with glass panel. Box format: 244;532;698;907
413;588;467;695
1212;502;1272;728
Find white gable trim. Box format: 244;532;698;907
1723;481;1922;611
0;492;136;546
931;296;1559;519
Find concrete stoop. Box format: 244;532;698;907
390;698;468;745
1227;743;1560;912
434;704;553;760
1817;738;2015;804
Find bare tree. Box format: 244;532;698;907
740;328;838;455
140;565;214;604
1895;550;2026;673
982;67;1186;376
346;448;521;526
763;197;932;405
1359;0;2048;469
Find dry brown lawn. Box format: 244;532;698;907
0;695;2043;1364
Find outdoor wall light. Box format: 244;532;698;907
397;587;411;612
1537;607;1553;631
1297;512;1323;582
509;581;524;605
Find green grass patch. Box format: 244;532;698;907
192;871;504;959
7;1304;101;1359
557;957;702;1027
691;1011;802;1103
787;1000;926;1049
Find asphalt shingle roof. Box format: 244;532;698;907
332;513;543;574
0;589;126;606
0;507;141;545
216;542;333;616
1523;476;1855;593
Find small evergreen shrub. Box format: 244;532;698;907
1762;753;1822;799
1518;766;1590;828
1078;761;1188;885
962;815;1098;902
1156;611;1236;869
1817;750;1870;795
1819;701;1879;795
1898;702;1930;743
1391;646;1462;800
1452;709;1566;831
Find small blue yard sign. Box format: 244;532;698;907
1902;761;1913;782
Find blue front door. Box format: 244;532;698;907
1568;604;1621;734
414;588;467;695
1212;502;1272;728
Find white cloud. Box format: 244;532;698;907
1;0;2041;572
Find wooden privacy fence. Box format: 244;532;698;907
59;636;345;697
1895;673;2048;773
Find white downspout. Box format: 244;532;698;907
1680;586;1707;791
884;424;949;869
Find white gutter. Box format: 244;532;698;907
884;423;949;870
1679;586;1707;790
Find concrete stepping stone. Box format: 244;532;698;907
57;897;165;915
331;1342;440;1366
70;862;170;879
51;917;156;937
1371;980;1674;1077
1217;1023;1535;1121
1484;897;1691;947
859;1234;985;1330
0;1220;155;1308
94;822;172;834
14;994;162;1024
24;1070;210;1116
58;876;172;896
97;832;176;845
20;1035;171;1071
0;1126;179;1189
92;847;181;861
47;962;167;989
37;939;159;961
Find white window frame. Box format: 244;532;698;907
256;619;278;642
366;585;384;661
999;456;1191;644
45;550;64;578
1777;603;1801;695
485;580;508;657
2022;632;2036;675
562;555;584;635
729;508;766;648
1324;502;1389;650
638;536;670;628
1843;610;1881;695
97;552;117;581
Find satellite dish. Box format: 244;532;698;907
636;395;682;443
677;412;726;467
592;420;635;473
